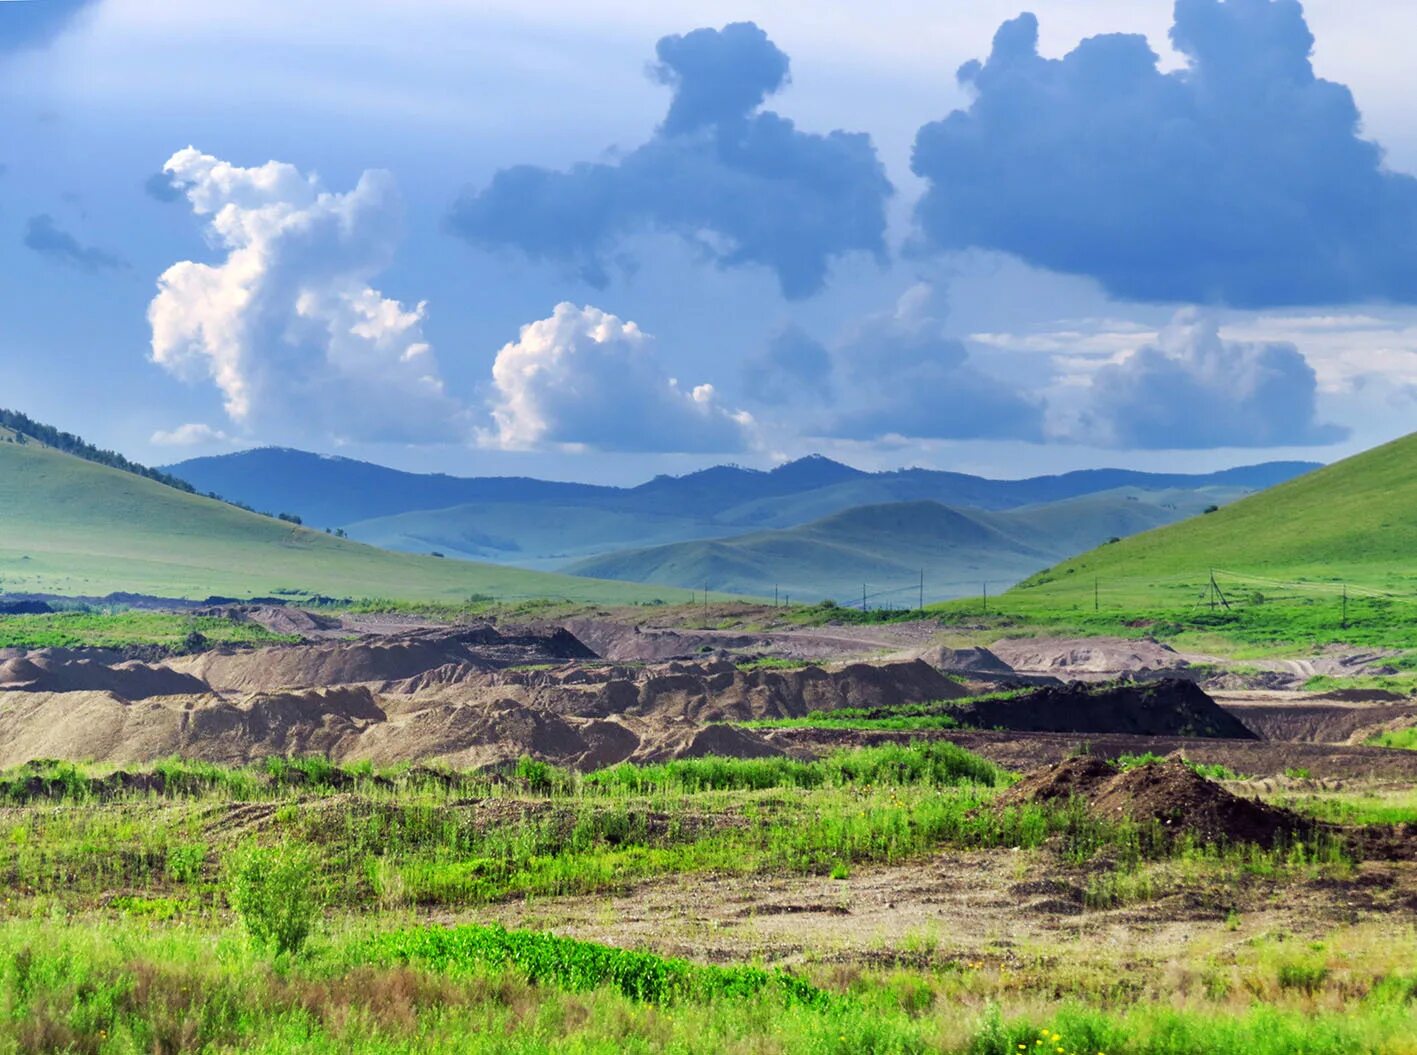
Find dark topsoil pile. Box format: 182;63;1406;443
1001;756;1311;847
958;679;1257;739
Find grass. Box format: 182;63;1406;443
0;742;1400;1052
0;610;299;650
0;437;672;604
2;915;1415;1054
1367;726;1417;751
1115;752;1245;781
739;688;1030;731
954;432;1417;651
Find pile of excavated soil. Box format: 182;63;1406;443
990;637;1188;676
917;646;1013;675
1219;697;1417;744
195;604;344;638
172;623;596;693
0;655;206;699
1001;757;1311;847
955;679;1256;739
388;657;970;724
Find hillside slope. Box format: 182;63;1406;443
0;435;670;604
1003;434;1413;614
567;487;1248;603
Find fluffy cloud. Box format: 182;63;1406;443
826;284;1046;442
150;423;233;447
449;22;891;299
741;326;833;405
483;302;752;453
1082;311;1348;448
149;148;467;444
0;0;97;54
912;0;1417;308
23;214;125;273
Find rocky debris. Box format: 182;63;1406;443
1001;756;1311;848
0;655;206;699
990;636;1188;677
953;679;1256;739
171;623;597;693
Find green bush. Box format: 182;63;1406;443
226;841;321;956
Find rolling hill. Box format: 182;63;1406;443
566;486;1255;604
0;425;672;605
1002;431;1416;616
165;448;1319;570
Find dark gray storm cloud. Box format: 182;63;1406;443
742;326;833;405
23;213;125;273
912;0;1417;308
826;286;1045;441
1;0;99;53
449;22;892;300
1084;313;1347;448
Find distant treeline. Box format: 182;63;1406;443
0;408;197;495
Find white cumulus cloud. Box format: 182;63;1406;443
148;147;467;444
150;422;234;447
483;302;753;453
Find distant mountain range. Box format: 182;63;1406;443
567;487;1266;604
163;448;1321;602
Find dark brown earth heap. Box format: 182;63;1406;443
958;679;1258;739
1002;756;1311;847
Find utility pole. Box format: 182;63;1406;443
919;569;925;613
704;581;710;628
862;584;867;613
1095;577;1100;613
982;581;988;616
1342;583;1348;630
774;584;779;608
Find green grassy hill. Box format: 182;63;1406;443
998;432;1417;639
567;487;1246;604
0;431;672;604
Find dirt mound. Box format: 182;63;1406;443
956;679;1256;739
172;623;596;692
0;655;206;699
1219;698;1417;744
918;646;1013;674
1002;757;1310;847
635;723;785;764
997;755;1117;804
991;637;1187;677
396;657;971;724
0;600;53;615
1202;671;1303;692
562;619;772;662
196;604;344;638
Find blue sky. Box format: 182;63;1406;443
4;0;1417;483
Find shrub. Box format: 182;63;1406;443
226;841;321;956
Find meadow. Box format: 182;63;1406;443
0;745;1409;1054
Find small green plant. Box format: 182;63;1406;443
829;861;850;880
1284;767;1312;781
226;841;321;956
1276;961;1328;993
165;842;206;884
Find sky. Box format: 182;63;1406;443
4;0;1417;484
